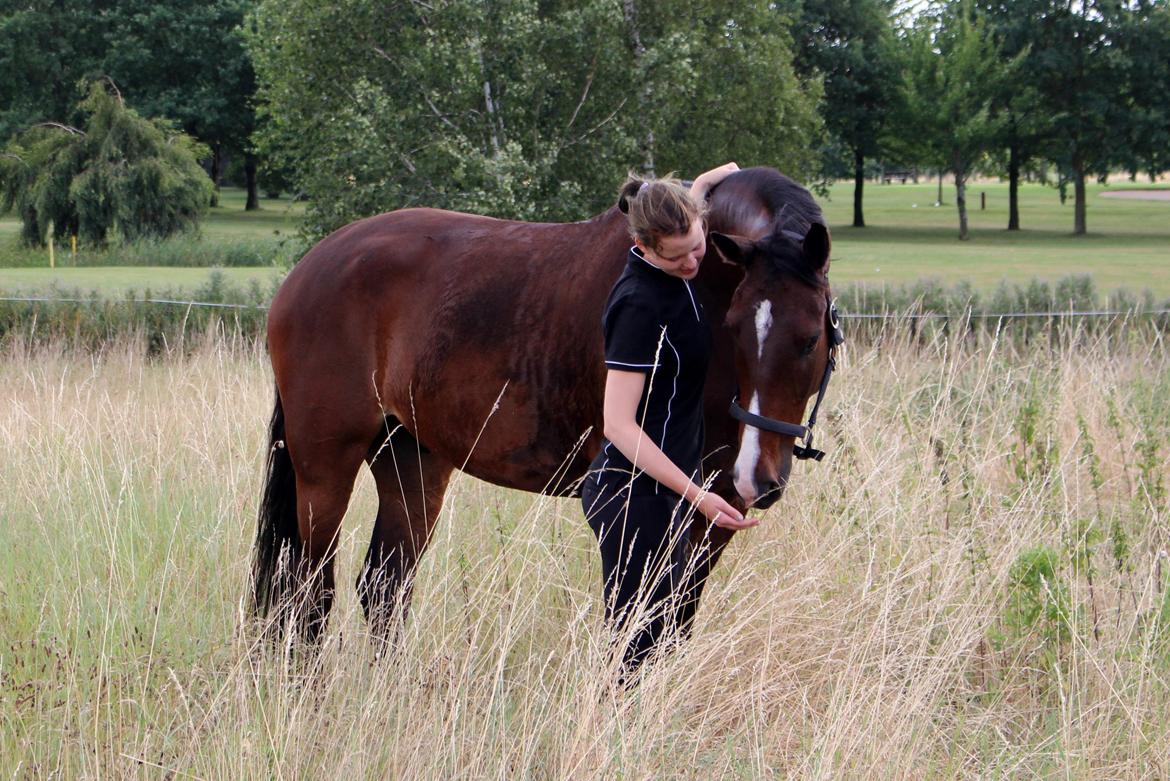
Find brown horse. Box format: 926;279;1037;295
254;167;837;641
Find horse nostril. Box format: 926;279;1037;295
759;481;782;499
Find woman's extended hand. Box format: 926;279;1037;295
695;490;756;530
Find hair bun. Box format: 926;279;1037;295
616;179;643;214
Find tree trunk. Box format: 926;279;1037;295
209;144;222;207
244;153;260;211
956;171;969;241
622;0;655;176
1073;165;1087;235
852;147;865;228
1007;137;1021;231
936;169;944;206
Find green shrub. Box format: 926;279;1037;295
0;235;303;269
0;272;274;352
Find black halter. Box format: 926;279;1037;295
728;296;844;462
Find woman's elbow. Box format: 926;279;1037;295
602;418;632;444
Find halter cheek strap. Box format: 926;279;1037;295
728;296;844;462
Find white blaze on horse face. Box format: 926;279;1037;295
733;301;773;503
734;392;762;502
754;300;773;360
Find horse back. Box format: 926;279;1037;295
268;207;630;494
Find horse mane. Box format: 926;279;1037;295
731;166;825;237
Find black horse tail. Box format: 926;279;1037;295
252;388;301;619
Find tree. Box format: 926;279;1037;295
899;2;1012;240
0;0;262;210
1029;0;1129;235
100;0;260;208
790;0;903;227
977;0;1049;230
0;0;116;142
1114;0;1170;182
249;0;823;237
628;0;824;183
0;81;213;247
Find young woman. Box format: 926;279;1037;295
582;163;756;676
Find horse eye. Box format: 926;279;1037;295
800;335;819;356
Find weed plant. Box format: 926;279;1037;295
1;321;1167;776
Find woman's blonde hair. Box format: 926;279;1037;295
616;173;705;251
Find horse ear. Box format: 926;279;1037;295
802;223;831;272
709;232;755;267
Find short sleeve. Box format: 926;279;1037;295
603;294;664;373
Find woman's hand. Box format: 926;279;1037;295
690;162;740;200
694;490;756;530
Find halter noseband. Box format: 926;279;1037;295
729;296;844;461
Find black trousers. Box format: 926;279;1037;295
581;478;694;674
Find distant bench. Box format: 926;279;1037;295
881;170;914;184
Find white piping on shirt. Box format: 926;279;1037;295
683;280;700;321
658;329;682;494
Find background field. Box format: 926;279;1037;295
2;180;1168;301
819;180;1170;297
2;328;1167;777
0;189;300;294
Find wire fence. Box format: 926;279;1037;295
0;295;266;310
3;294;1168;320
2;294;1167;354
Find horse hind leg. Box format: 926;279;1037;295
254;389;374;644
358;417;454;642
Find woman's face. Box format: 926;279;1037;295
638;218;706;280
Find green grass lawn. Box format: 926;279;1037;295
3;180;1168;298
0;187;305;244
0;187;305;292
0;266;283;296
821;180;1170;296
199;186;307;240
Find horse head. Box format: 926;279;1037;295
708;221;835;510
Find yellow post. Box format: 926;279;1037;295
71;235;77;257
48;236;55;269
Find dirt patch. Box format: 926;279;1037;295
1099;189;1170;201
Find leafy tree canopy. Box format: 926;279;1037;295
0;81;213;247
0;0;258;204
249;0;823;236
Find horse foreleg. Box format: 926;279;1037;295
359;421;454;643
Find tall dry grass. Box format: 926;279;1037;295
1;322;1167;778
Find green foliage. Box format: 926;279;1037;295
895;1;1018;238
100;0;257;159
789;0;903;220
1010;384;1059;489
0;273;271;352
0;0;258;193
0;236;296;269
249;0;822;237
0;0;115;142
1114;2;1170;180
0;81;213;248
997;545;1075;653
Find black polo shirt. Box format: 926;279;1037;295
590;247;711;495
